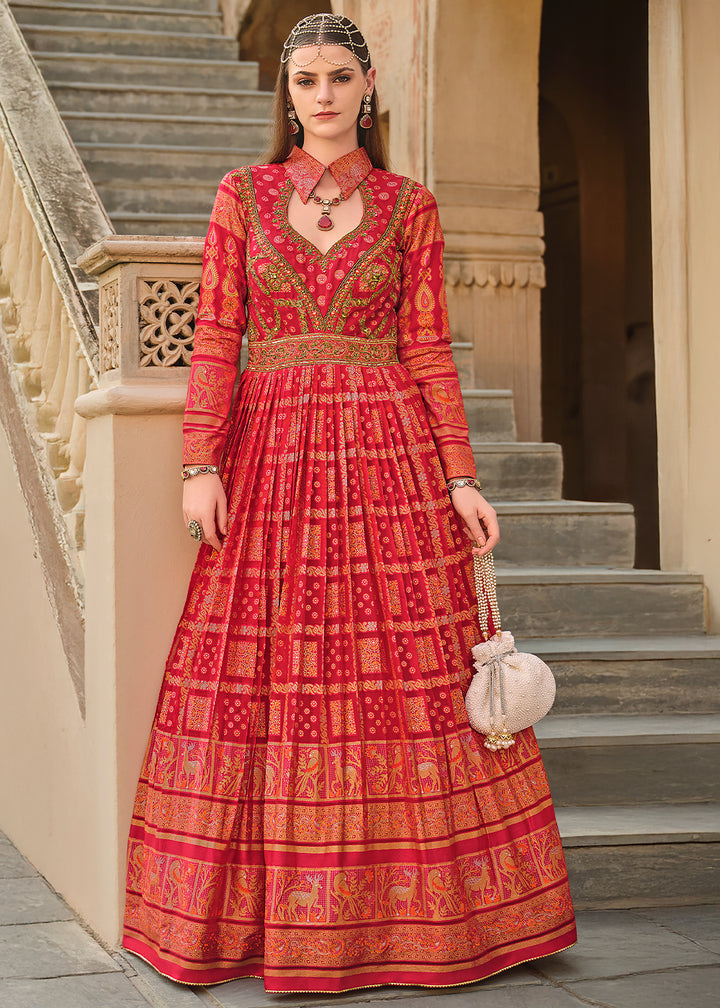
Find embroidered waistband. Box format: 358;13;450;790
245;334;399;371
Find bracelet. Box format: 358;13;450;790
446;477;482;493
182;464;219;481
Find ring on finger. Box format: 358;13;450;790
188;518;203;542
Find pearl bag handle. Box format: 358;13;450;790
472;552;502;640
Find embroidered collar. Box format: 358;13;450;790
284;145;373;203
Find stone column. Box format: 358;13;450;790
428;0;545;441
336;0;544;439
649;0;720;628
75;237;206;939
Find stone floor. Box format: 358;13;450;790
1;830;719;1008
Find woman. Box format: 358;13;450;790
123;13;576;993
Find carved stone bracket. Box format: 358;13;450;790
445;258;546;290
443;253;543;441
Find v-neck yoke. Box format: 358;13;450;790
277;177;377;266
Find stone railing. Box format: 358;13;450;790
0;0;113;706
0;141;96;565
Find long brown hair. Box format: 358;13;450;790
263;18;388;169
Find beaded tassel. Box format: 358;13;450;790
473;552;515;749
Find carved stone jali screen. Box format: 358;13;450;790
138;279;199;368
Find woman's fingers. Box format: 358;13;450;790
476;504;500;555
449;487;499;558
217;487;228;538
201;510;221;551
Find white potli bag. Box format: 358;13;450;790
464;552;556;751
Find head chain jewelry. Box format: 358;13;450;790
281;13;371;68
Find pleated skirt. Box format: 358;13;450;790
122;354;576;991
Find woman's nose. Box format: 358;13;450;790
317;82;333;105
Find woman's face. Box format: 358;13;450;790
286;44;375;147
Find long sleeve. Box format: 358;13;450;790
396;185;476;481
183;172;247;465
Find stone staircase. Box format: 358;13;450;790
472;390;720;908
10;0;273;234
8;0;720;909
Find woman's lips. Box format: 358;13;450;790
314;112;339;118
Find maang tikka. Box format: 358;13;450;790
359;93;373;129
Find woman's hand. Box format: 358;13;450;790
182;473;227;552
449;486;500;558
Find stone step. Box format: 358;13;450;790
557;803;720;908
451;340;473;387
75;142;257;187
10;1;222;34
63;110;271;149
109;211;216;236
494;499;635;567
536;714;720;806
61;111;270;150
517;635;720;714
49;81;274;118
462;389;516;442
35;52;260;89
472;441;563;500
16;23;239;59
496;568;706;637
94;179;218;216
70;0;205;8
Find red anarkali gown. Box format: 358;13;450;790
123;145;576;992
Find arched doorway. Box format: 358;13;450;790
539;0;659;567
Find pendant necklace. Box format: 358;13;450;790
308;187;345;231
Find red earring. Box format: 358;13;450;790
287;103;300;135
359;93;373;129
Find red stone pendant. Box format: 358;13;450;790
317;213;334;230
359;113;372;129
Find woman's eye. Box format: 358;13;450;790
333;75;350;83
297;79;314;87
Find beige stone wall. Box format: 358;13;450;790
649;0;720;627
0;397;196;942
0;422;105;931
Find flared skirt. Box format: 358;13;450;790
123;357;576;991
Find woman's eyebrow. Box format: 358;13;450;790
291;66;356;78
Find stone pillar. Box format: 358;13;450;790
649;0;720;628
336;0;544;439
428;0;545;441
75;237;205;939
